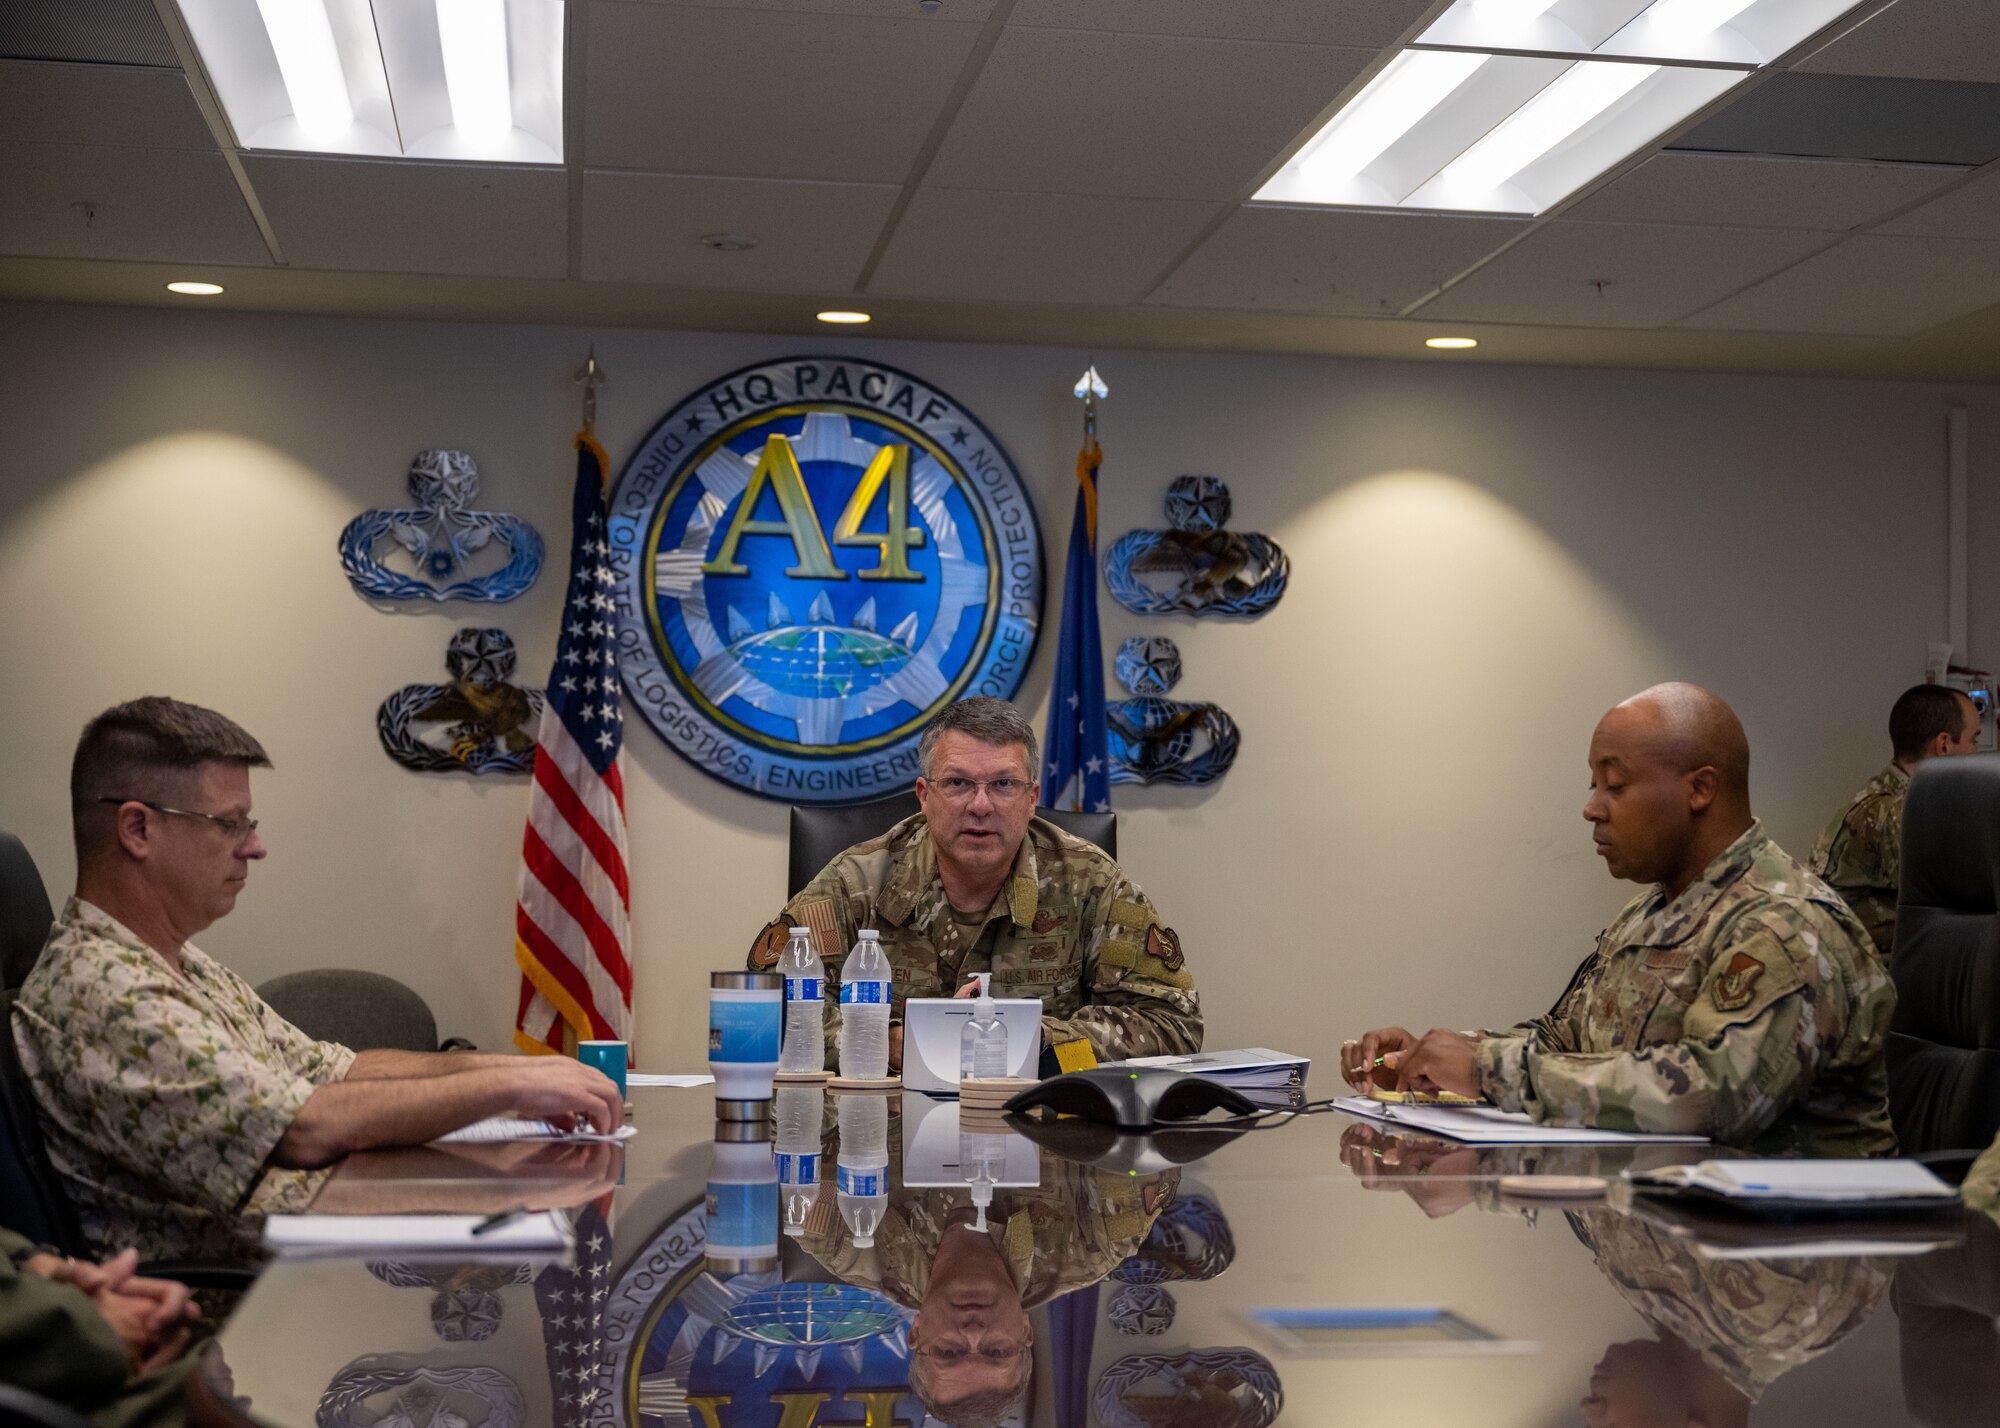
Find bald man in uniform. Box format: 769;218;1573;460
1342;683;1896;1156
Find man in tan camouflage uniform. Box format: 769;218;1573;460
748;697;1200;1069
1343;683;1896;1155
1810;683;1981;959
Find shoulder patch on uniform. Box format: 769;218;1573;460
1711;951;1764;1012
797;897;841;965
749;918;792;969
1110;899;1151;931
1145;925;1185;973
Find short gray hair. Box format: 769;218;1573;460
71;696;271;857
918;697;1038;780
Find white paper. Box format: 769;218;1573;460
435;1116;638;1144
626;1073;715;1088
1638;1158;1957;1203
1333;1097;1709;1146
264;1211;570;1256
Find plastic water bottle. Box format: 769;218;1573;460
774;1084;824;1238
959;986;1009;1083
777;928;826;1075
835;1091;889;1248
838;929;892;1082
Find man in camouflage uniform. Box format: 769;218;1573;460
748;697;1200;1069
1810;683;1981;958
1343;683;1896;1155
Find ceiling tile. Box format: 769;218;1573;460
0;141;266;264
1150;206;1522;317
1566;152;1963;230
868;188;1224;303
0;0;179;67
1678;232;2000;335
585;3;982;182
1418;220;1830;327
1007;0;1438;47
582;171;897;292
1795;0;2000;84
1875;167;2000;239
241;157;567;277
0;60;213;150
925;28;1377;201
1670;74;2000;166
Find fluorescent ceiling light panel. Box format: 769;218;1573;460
1436;60;1658;196
173;0;563;163
1416;0;1867;66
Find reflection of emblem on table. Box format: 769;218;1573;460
1108;637;1240;787
1110;1283;1177;1335
339;449;544;602
611;357;1042;803
1093;1350;1283;1428
377;627;545;774
318;1360;524;1428
1111;1194;1236;1284
1104;477;1288;618
365;1261;533;1342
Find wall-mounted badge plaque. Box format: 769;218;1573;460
1108;636;1240;787
376;626;544;774
340;448;544;603
1105;475;1288;618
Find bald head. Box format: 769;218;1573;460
1615;683;1751;803
1584;683;1755;896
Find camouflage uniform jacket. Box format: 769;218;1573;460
1959;1132;2000;1216
11;898;356;1262
748;813;1201;1065
1809;763;1909;960
1475;823;1897;1156
1567;1208;1891;1402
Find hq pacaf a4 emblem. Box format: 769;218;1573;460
610;358;1042;802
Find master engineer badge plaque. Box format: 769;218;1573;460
611;358;1042;802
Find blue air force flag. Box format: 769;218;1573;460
1043;436;1111;813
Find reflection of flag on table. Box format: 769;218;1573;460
534;1201;614;1424
1043;434;1112;813
515;434;634;1054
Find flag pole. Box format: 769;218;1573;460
572;344;611;493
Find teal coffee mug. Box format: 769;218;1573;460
578;1039;629;1099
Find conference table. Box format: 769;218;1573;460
190;1069;1992;1428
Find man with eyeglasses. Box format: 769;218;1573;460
11;696;624;1266
748;696;1201;1070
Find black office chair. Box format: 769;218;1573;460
1885;753;2000;1155
787;793;1118;898
258;969;475;1054
1;829;55;992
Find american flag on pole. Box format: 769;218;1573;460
515;433;634;1054
534;1200;616;1424
1042;368;1113;814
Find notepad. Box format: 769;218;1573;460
264;1211;572;1257
1631;1158;1959;1205
1333;1097;1708;1146
435;1117;638;1144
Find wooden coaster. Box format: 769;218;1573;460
959;1077;1039;1110
828;1075;901;1091
773;1070;833;1084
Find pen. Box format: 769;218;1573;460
471;1206;529;1237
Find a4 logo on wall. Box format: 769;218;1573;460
342;358;1283;794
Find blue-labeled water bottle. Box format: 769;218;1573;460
777;928;825;1075
837;929;892;1081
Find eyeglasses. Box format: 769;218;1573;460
917;1344;1028;1366
930;776;1034;804
99;797;260;842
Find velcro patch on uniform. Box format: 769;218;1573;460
1710;951;1764;1012
1145;925;1185;972
749;918;792;969
1029;942;1063;963
1100;937;1139;970
797;897;841;965
1642;948;1694;971
1031;910;1065;934
1110;899;1151;931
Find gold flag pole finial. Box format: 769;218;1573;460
575;344;606;434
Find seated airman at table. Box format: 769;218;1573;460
1342;683;1896;1156
11;697;624;1265
748;696;1201;1070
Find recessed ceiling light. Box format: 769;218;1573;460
817;311;872;325
165;281;226;296
1426;336;1478;349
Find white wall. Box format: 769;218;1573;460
2;301;1994;1069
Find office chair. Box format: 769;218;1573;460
1;830;55;992
786;793;1118;899
257;970;475;1054
1884;753;2000;1154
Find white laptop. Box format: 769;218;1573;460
900;997;1042;1095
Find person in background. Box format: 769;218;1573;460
1810;682;1982;959
1343;683;1895;1156
748;696;1200;1069
12;696;624;1265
